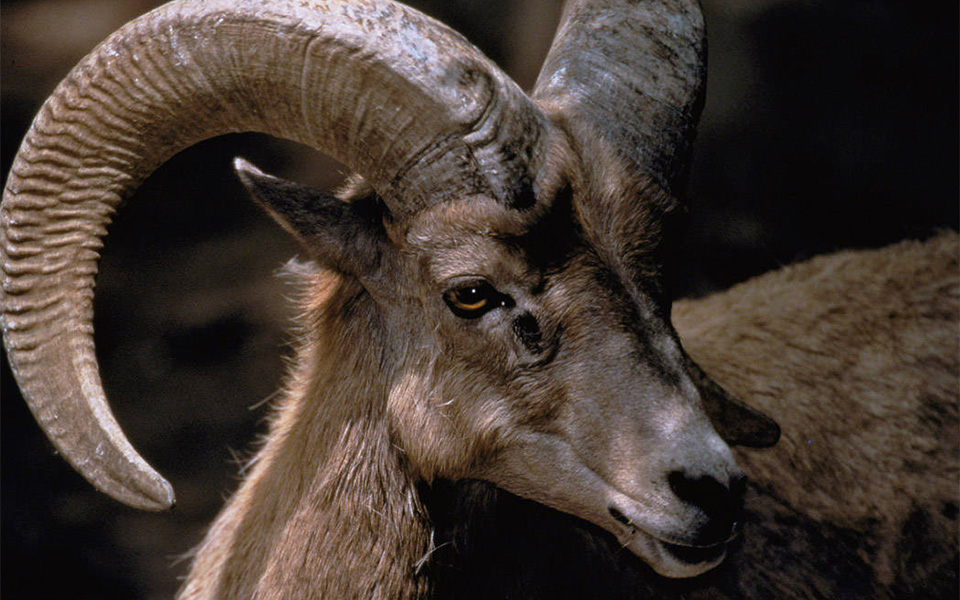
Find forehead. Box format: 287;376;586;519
401;189;665;291
403;196;580;284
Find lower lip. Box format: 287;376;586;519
661;540;727;566
620;523;728;577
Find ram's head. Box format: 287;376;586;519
1;0;778;578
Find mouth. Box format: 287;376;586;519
660;539;728;566
608;505;730;578
483;434;737;578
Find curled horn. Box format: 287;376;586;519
533;0;706;194
1;0;549;510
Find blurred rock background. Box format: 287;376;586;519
1;0;956;598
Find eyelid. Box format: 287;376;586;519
442;275;491;289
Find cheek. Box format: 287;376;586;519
389;314;565;475
387;363;513;480
436;321;511;367
387;369;465;479
499;370;565;433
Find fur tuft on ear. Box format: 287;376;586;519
234;157;385;276
685;353;781;448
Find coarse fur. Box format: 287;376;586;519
180;272;433;598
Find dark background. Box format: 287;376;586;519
1;1;957;598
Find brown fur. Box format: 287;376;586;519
182;273;434;598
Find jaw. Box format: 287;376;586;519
482;435;731;579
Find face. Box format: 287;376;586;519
375;189;745;578
238;160;753;577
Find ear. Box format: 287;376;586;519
685;353;781;448
234;157;384;276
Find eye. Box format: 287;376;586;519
443;281;513;319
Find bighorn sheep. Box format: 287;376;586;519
1;0;955;599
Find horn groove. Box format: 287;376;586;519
1;0;548;510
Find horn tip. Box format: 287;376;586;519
111;472;176;511
135;476;176;511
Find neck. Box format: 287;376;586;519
180;278;434;599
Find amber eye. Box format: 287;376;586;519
443;282;511;319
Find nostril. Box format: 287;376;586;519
668;470;745;544
668;471;727;515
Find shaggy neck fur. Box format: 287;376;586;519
179;274;434;599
